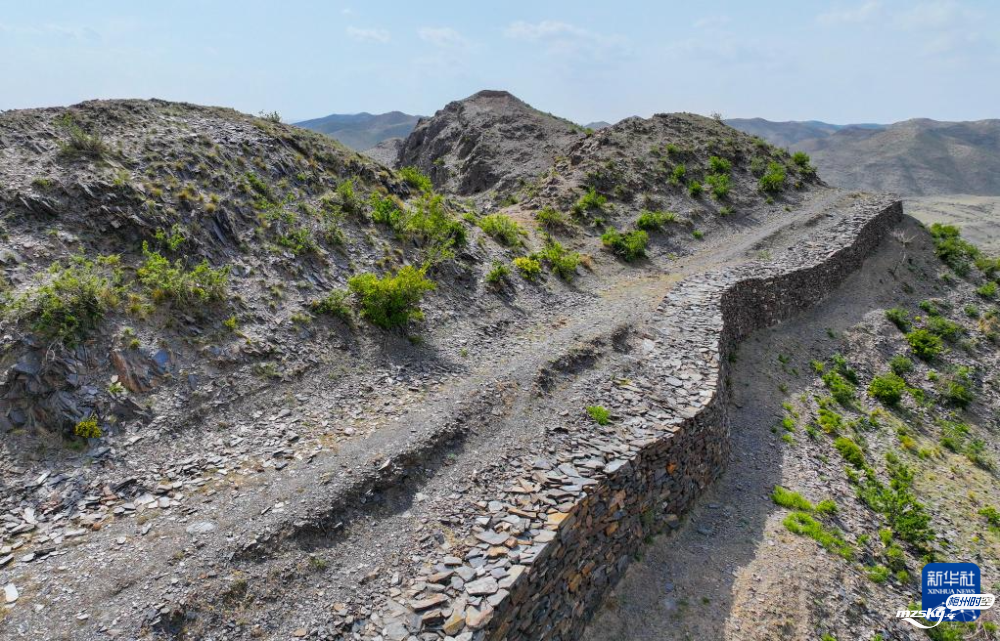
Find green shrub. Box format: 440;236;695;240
370;193;404;228
485;262;510;285
758;162;786;192
866;565;891;583
688;180;703;197
479;213;524;247
964;304;980;318
154;224;187;252
869;372;906;406
705;173;730;199
669;164;686;186
857;454;935;544
750;156;767;176
335;179;360;215
587;405;611;425
571;188;606;217
635;210;677;231
73;415;102;439
347;266;435;329
977;281;997;298
942;379;973;408
831;353;858;383
822;371;855;405
889;355;914;376
834;436;865;468
791;151;812;169
539;239;580;280
601;227;648;262
310;289;352;322
925;316;962;342
816;404;843;434
980;506;1000;532
772;486;813;511
535;206;570;231
815;499;838;516
403;194;466;261
137;242;230;306
783;512;853;560
885;307;911;331
399;166;433;194
513;256;542;281
708;155;731;174
56;114;109;160
906;329;943;360
929;223;979;276
9;255;123;344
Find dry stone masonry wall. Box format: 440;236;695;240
366;197;902;641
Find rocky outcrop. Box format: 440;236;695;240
395;90;586;200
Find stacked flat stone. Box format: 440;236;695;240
362;197;902;641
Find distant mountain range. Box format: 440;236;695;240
293;111;422;152
296;109;1000;196
727;117;1000;196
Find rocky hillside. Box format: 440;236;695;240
728;117;1000;196
396;90;588;201
294;111;421;151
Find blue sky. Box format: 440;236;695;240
2;1;997;124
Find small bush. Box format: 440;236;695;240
815;499;838;516
479;213;524;247
772;486;813;511
822;371;855;405
635;210;677;231
869;372;906;406
539;239;580;280
942;380;973;408
57;114;109;160
513;256;542;281
834;436;866;468
791;151;812;169
370;193;404;228
783;512;853;560
485;262;510;285
866;565;891;583
688;180;703;197
571;188;606;217
587;405;611;425
925;316;962;342
347;266;435;329
977;281;997;298
906;329;943;360
889;355;914;376
708;156;732;174
535;206;570;231
980;506;1000;532
399;166;433;194
705;173;730;199
929;223;979;276
885;307;910;332
137;242;230;306
601;228;648;261
73;415;102;439
9;255;123;344
310;289;352;322
816;405;843;434
758;162;786;193
669;164;686;186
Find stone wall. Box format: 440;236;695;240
483;199;903;640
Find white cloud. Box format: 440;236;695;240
817;1;882;26
346;26;390;43
503;20;629;61
418;27;470;49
